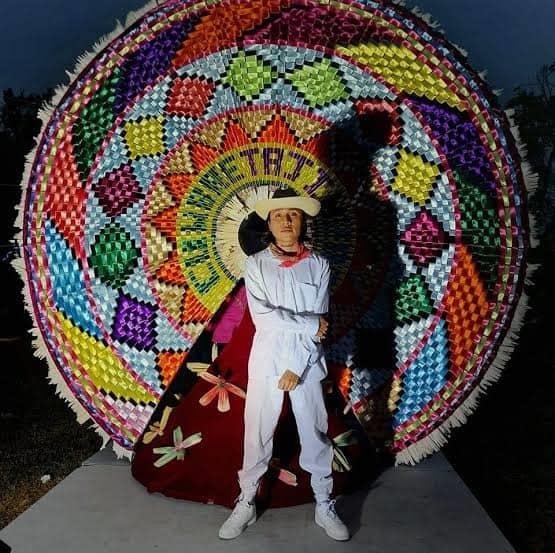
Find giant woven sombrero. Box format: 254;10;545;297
16;0;532;463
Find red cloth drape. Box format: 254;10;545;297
131;308;366;508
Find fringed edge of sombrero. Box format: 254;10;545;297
395;108;540;465
12;0;163;461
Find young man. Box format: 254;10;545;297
218;188;350;541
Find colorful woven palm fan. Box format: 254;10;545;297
16;0;532;462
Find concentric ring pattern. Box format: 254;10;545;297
20;0;529;461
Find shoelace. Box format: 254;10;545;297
229;507;248;520
320;499;340;520
229;495;254;518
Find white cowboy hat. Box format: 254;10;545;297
254;187;321;219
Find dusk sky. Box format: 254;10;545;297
0;0;553;105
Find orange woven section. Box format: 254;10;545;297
190;142;219;172
173;0;292;67
221;121;251;149
444;244;490;378
157;251;188;286
258;114;297;144
158;351;187;387
152;206;178;242
164;173;194;202
167;77;215;117
182;290;213;324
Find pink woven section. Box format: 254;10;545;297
212;284;247;344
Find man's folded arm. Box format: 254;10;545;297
313;258;330;315
244;258;319;335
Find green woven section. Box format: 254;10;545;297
224;52;276;100
89;222;139;288
455;171;501;292
395;274;434;325
288;59;348;107
73;68;120;181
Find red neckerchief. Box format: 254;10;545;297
269;242;312;268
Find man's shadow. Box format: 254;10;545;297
297;110;401;532
146;108;402;533
249;109;402;529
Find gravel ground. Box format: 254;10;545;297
0;337;101;529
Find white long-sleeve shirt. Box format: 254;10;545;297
244;245;330;381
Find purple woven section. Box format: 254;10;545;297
409;97;496;196
114;16;201;115
112;294;157;350
94;164;142;217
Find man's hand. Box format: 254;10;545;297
316;316;329;340
278;370;300;391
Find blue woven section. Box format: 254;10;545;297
45;219;101;338
394;318;448;426
114;343;161;392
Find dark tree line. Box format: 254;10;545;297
0;88;52;185
507;62;555;242
0;88;51;335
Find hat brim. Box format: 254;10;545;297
254;196;321;219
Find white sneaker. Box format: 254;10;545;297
218;499;257;539
315;499;350;541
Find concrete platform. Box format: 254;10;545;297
1;450;515;553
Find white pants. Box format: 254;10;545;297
237;375;334;503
